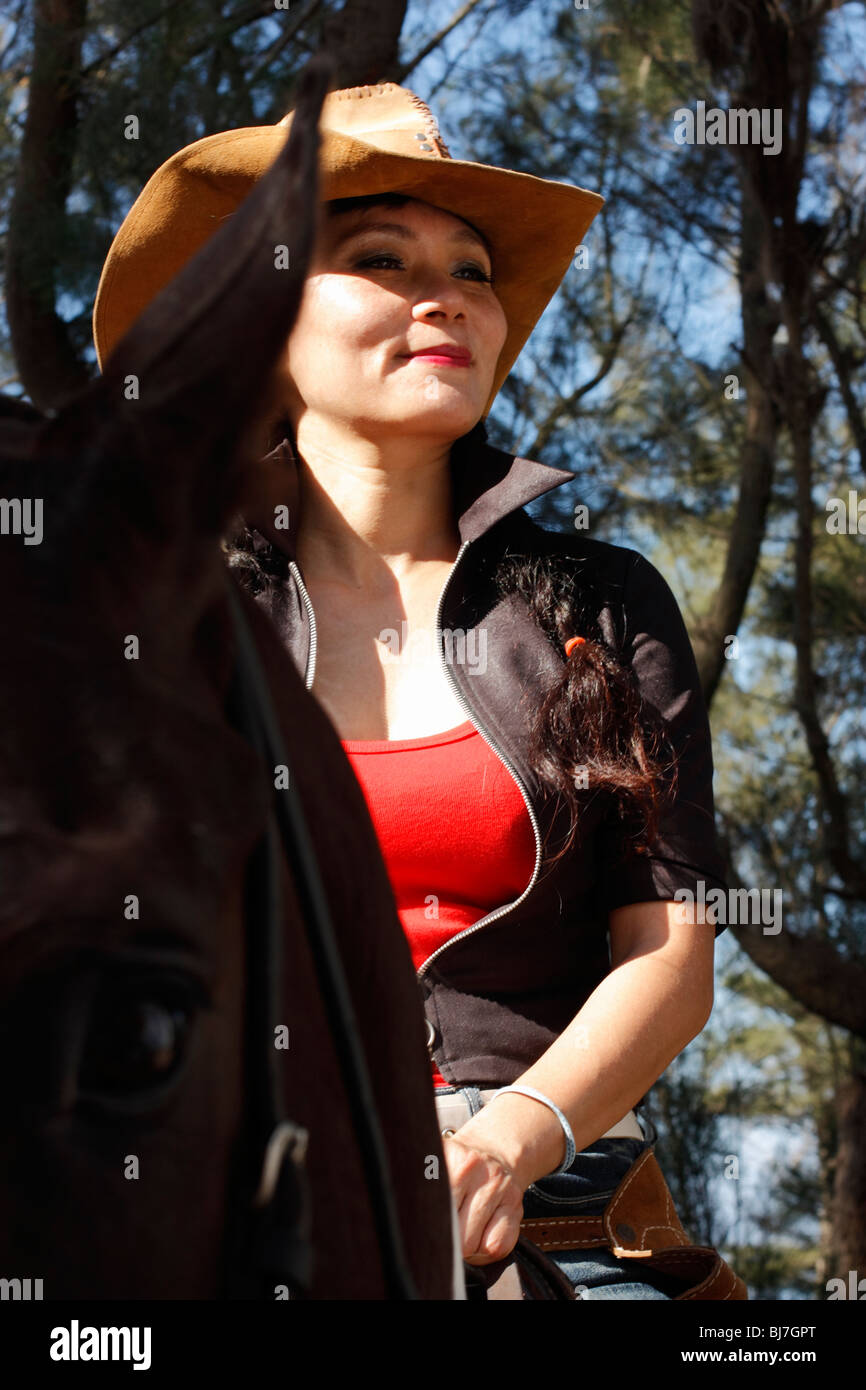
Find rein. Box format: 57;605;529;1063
221;578;418;1300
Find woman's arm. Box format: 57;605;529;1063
443;898;715;1262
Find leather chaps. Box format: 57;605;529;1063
463;1147;749;1302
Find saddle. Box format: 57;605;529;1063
463;1147;749;1301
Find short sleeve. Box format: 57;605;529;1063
596;548;729;936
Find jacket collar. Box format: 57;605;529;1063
241;432;576;560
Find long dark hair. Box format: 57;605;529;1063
490;546;675;864
225;191;674;861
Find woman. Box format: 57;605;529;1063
93;81;738;1300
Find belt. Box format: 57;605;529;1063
434;1088;644;1146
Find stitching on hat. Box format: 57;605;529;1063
333;84;396;100
331;83;452;156
405;88;452;157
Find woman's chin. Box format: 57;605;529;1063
378;389;485;437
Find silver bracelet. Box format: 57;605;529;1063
488;1084;577;1177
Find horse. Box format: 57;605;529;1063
0;57;465;1301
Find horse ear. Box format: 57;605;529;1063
0;394;43;466
39;53;332;540
0;394;43;425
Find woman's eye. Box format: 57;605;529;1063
458;264;494;284
356;253;493;284
358;253;403;270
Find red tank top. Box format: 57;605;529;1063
340;719;537;1087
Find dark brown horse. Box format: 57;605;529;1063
0;58;458;1300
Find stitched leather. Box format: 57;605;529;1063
520;1214;608;1250
518;1148;749;1301
603;1148;691;1251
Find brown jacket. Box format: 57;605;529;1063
243;432;728;1090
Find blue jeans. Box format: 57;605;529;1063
447;1085;681;1300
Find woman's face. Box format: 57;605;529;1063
276;197;508;441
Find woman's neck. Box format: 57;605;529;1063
292;416;462;591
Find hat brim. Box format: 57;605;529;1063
92;124;604;418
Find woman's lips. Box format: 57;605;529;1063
403;350;472;366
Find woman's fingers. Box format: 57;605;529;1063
442;1135;524;1262
463;1200;524;1265
461;1175;521;1260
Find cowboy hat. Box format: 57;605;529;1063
92;82;604;418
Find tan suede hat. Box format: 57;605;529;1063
92;82;604;417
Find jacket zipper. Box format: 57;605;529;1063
289;559;318;690
416;540;543;982
289;544;542;981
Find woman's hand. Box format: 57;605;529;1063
441;1130;526;1265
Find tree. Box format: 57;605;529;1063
438;0;865;1282
3;0;864;1289
4;0;487;406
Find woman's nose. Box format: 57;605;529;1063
413;301;465;322
410;268;469;319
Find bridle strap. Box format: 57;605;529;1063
220;816;313;1300
223;579;419;1301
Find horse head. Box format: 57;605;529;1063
0;57;456;1300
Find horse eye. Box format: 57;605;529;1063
78;971;207;1102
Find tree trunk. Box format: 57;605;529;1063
692;173;780;708
5;0;91;409
813;1093;836;1292
727;918;866;1038
320;0;409;88
828;1068;866;1283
